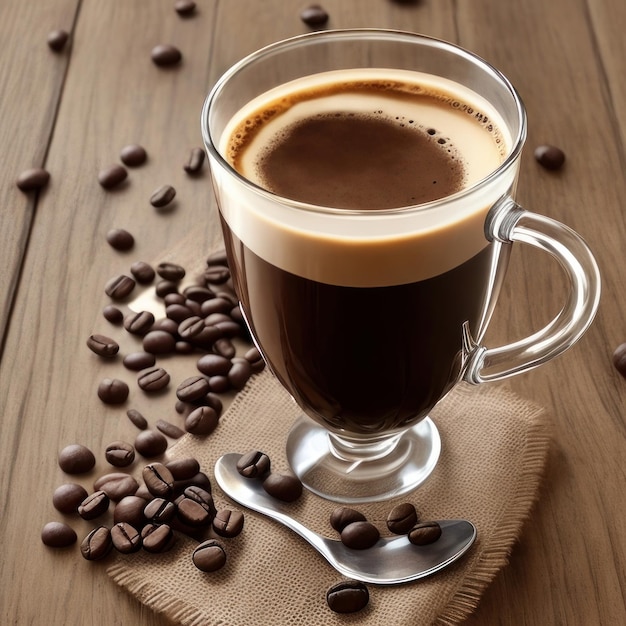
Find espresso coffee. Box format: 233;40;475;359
217;69;511;435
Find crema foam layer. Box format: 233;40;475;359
216;69;514;286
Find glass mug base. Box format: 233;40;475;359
286;415;441;503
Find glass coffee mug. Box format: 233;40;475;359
201;30;600;502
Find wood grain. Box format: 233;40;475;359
1;0;625;624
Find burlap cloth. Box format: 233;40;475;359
107;369;551;625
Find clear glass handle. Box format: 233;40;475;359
464;199;601;384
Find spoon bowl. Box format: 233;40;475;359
214;453;476;585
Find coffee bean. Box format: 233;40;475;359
408;521;442;545
106;228;134;251
329;507;367;533
184;285;214;303
157;261;186;281
212;509;244;538
58;444;96;474
176;375;211;402
178;315;207;337
208;376;230;395
103;304;123;324
237;450;271;478
185;405;219;436
111;522;142;554
214;337;236;359
152;317;179;333
81;526;113;560
326;580;369;614
41;521;77;548
16;168;50;192
52;483;89;514
119;144;147;167
176;486;215;526
123;351;156;371
205;392;223;416
113;495;148;528
105;441;135;467
47;29;69;52
141;523;176;553
183;147;205;173
203;266;230;284
196;353;231;376
175;0;197;16
262;472;302;502
78;490;110;520
104;274;135;299
130;260;156;284
176;341;194;354
228;359;252;390
534;144;566;170
151;44;182;66
150;184;177;208
341;521;380;550
137;367;170;392
98;164;128;189
156;280;179;298
86;333;119;357
143;330;176;354
200;297;232;316
94;472;139;501
156;419;185;439
124;310;155;335
192;539;227;572
165;457;200;480
143;462;175;498
126;408;149;430
143;499;175;525
386;502;418;535
134;429;168;457
244;346;263;365
300;4;329;26
97;378;129;404
172;472;213;498
612;343;626;378
206;249;228;267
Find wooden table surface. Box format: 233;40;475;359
2;1;625;624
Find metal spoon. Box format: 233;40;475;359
214;453;477;585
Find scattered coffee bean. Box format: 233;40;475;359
173;472;212;498
123;351;156;371
157;261;186;281
196;353;231;376
329;507;367;533
143;462;175;498
150;184;177;208
176;375;211;402
103;304;123;324
228;359;252;390
123;310;155;335
143;330;176;354
134;429;168;457
200;297;231;316
214;337;236;359
176;485;216;526
113;495;148;528
41;521;77;548
205;392;223;416
16;167;50;192
165;457;200;480
175;0;197;16
300;4;329;26
534;144;566;170
105;441;135;467
153;317;179;333
119;144;147;167
104;274;135;299
341;521;380;550
208;375;230;393
52;483;89;514
203;265;230;284
47;29;69;52
176;341;194;354
155;419;185;439
192;539;227;572
97;378;129;404
126;408;149;430
151;44;182;66
142;523;176;552
237;450;271;478
98;164;128;189
184;285;214;303
81;526;113;560
130;260;156;284
262;472;302;502
94;472;139;501
206;249;228;267
212;509;244;538
612;343;626;378
58;444;96;474
156;279;179;298
86;333;119;357
111;522;142;554
137;367;170;392
386;502;418;535
105;228;134;251
408;521;442;545
183;147;205;173
78;490;110;520
326;580;369;614
185;405;219;436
